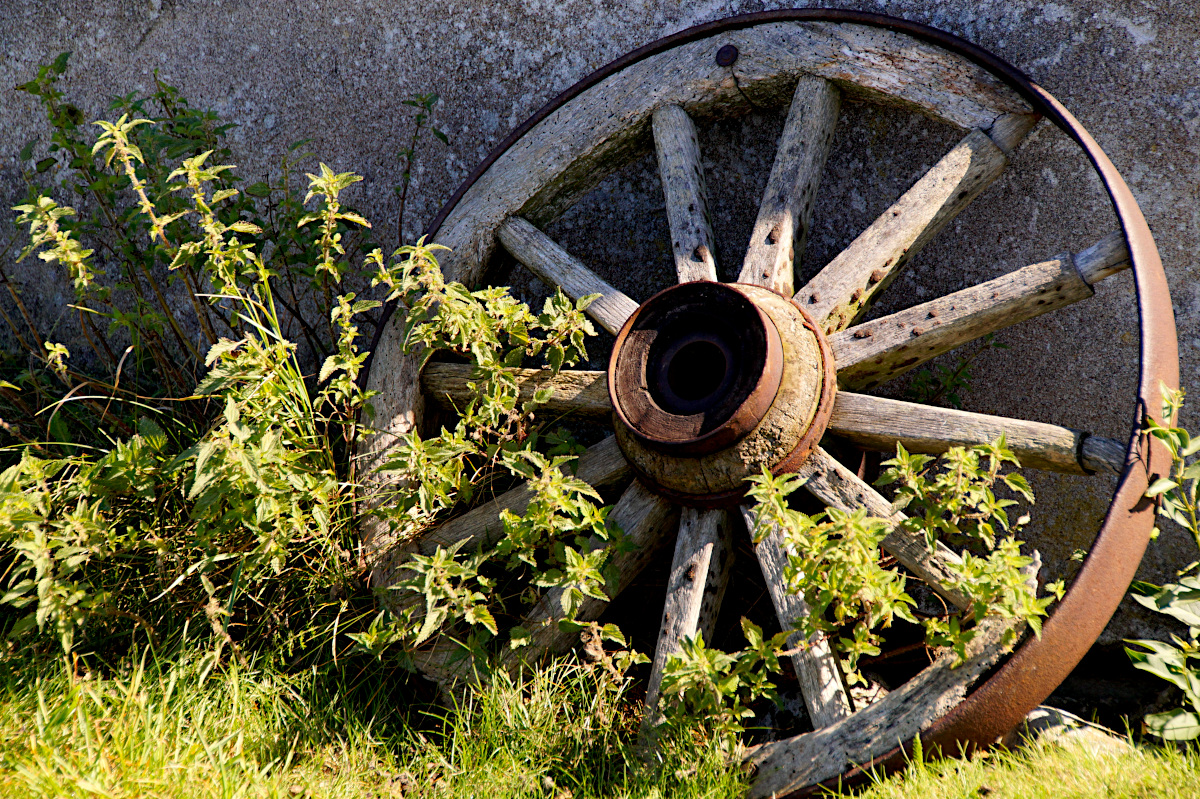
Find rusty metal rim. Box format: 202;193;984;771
607;281;784;457
360;9;1179;795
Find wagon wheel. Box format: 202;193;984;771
360;10;1178;797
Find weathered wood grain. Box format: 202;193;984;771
375;435;631;615
745;615;1020;796
423;363;610;419
1075;230;1132;284
644;508;732;717
798;448;970;610
797;129;1010;333
742;505;852;728
653;105;718;283
730;24;1029;133
983;111;1040;155
362;19;1030;586
498;217;640;336
737;77;841;295
359;342;425;577
1081;435;1128;476
832;234;1131;390
828;392;1125;475
696;513;733;647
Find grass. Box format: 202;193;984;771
1;646;1199;799
0;648;746;799
833;738;1200;799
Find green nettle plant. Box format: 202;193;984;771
658;438;1059;737
365;247;621;655
1;53;630;676
0;54;444;663
1126;385;1200;741
3;148;380;658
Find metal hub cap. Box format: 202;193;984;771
609;282;837;506
608;281;783;455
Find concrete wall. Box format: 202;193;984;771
2;0;1198;644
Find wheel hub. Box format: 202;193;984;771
608;282;837;506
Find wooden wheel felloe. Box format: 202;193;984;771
361;10;1179;797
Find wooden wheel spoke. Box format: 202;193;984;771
652;105;718;283
737;77;841;295
498;217;639;335
424;364;610;419
833;232;1132;390
741;505;851;728
797;116;1037;333
745;615;1020;796
497;480;679;670
798;447;970;610
829;392;1126;475
644;508;733;716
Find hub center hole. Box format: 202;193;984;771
667;339;728;403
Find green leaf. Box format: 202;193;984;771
136;416;169;451
223;396;240;427
339;211;371;228
1146;477;1178;498
465;604;498;635
48;412;71;445
547;346;564;373
509;626;532;649
244;182;272;198
1145;708;1200;740
319;355;341;384
599;623;627;647
35;157;55;173
4;613;38;640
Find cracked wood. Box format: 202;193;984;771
828;392;1126;475
738;76;841;295
654;105;718;283
498;217;639;336
832;233;1131;390
644;508;733;717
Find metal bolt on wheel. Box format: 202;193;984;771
360;10;1179;797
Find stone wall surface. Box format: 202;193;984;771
1;0;1198;646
